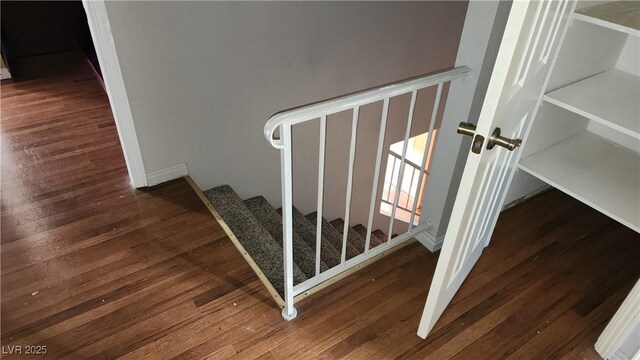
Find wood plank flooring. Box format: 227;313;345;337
2;53;639;359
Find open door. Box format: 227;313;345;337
418;0;577;338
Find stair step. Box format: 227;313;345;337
278;207;342;268
372;229;389;245
352;224;385;250
203;185;307;297
330;218;365;257
244;196;328;278
306;212;361;260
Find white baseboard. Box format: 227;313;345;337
146;162;189;186
1;68;12;80
415;231;445;252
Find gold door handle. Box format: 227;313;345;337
457;122;476;137
458;122;485;154
487;127;522;151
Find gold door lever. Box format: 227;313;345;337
458;122;484;154
457;122;476;137
487;127;522;151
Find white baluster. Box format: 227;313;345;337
341;107;359;263
409;83;443;230
388;155;397;200
315;116;327;276
365;98;390;253
388;90;417;241
407;166;416;210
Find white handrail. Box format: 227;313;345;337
264;66;470;149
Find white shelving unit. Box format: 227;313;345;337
573;1;640;37
521;132;640;232
544;69;640;139
514;2;640;357
519;0;640;232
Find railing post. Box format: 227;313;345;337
280;124;297;320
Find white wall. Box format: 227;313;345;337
103;1;468;207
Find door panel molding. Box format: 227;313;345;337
418;0;577;338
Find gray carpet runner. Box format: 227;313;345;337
278;207;342;268
203;185;307;296
244;196;328;278
353;224;385;249
330;218;366;255
305;212;360;260
373;229;389;244
204;184;391;299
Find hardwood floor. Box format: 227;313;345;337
2;53;639;359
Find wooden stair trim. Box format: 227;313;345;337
185;176;285;308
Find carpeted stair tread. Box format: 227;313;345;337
372;229;389;246
330;218;366;256
306;211;360;260
244;196;328;278
352;224;385;249
203;185;306;297
278;207;342;268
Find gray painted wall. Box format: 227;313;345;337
104;1;468;207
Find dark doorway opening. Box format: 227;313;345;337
1;1;101;80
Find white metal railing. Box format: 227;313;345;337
265;67;470;320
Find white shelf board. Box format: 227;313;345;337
544;70;640;140
519;132;640;233
574;1;640;37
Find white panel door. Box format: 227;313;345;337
418;0;577;338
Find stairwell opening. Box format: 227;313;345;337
380;129;439;226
